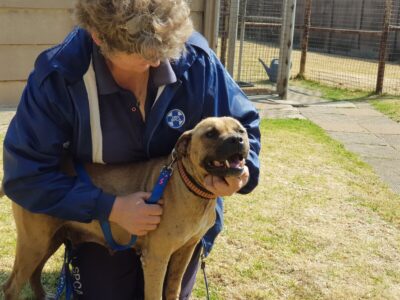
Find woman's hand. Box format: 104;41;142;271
109;192;163;236
203;166;250;197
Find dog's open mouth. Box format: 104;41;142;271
205;153;246;177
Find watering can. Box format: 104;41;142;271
259;58;279;83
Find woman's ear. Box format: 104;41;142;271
91;32;102;46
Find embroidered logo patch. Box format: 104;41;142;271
166;109;186;129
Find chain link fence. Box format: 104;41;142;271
218;0;400;95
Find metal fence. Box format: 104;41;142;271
218;0;400;95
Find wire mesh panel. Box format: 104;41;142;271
217;0;400;95
296;0;400;94
218;0;284;92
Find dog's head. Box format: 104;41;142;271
175;117;250;179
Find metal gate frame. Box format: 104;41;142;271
225;0;297;99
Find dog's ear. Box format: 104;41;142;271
175;130;192;158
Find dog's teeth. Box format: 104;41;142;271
213;161;222;167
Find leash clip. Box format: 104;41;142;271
164;148;177;172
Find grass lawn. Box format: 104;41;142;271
369;97;400;123
2;120;400;299
291;78;374;101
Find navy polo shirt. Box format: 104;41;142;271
92;45;177;163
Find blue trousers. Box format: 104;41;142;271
70;242;201;299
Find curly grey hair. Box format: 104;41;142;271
75;0;193;61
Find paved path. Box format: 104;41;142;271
299;101;400;194
2;91;400;194
251;87;400;194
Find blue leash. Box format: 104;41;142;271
98;164;174;251
55;158;175;299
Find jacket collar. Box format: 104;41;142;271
35;27;93;84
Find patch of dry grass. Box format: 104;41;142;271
193;120;400;299
1;120;400;299
370;98;400;123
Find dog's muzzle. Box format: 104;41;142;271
203;134;249;177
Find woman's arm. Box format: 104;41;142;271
3;71;115;222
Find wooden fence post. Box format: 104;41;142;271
227;0;240;76
376;0;393;94
277;0;298;99
299;0;312;77
237;0;248;81
204;0;221;52
220;0;229;66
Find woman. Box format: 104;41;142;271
3;0;260;299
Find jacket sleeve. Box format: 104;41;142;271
203;52;261;194
2;72;115;222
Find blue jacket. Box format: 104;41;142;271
2;28;260;255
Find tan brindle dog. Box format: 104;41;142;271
2;117;250;300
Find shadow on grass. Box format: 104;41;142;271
1;270;61;299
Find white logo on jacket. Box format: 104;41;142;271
166;109;185;129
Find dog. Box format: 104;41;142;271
2;116;250;300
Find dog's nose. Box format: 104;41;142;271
227;135;244;145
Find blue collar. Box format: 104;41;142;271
92;44;177;95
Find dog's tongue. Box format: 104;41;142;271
229;158;244;169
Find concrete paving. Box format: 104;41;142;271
251;88;400;195
299;101;400;194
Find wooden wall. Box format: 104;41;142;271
0;0;219;106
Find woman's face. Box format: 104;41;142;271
91;32;160;73
107;51;161;73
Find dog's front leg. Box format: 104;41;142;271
164;241;198;300
3;237;52;300
141;246;172;300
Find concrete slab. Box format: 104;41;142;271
259;110;306;120
377;134;400;151
258;104;306;119
335;108;383;117
299;106;347;116
358;118;400;135
327;132;388;146
310;119;368;133
310;101;356;108
362;157;400;176
343;143;400;160
362;157;400;193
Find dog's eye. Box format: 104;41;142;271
237;128;245;134
205;129;218;138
